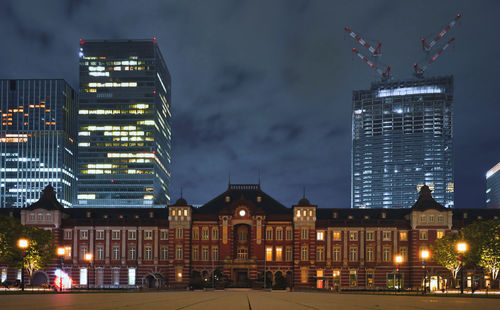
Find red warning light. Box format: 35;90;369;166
111;179;114;183
153;90;156;94
80;39;85;45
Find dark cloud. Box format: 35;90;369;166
1;2;52;47
173;112;228;149
269;123;303;142
0;0;499;209
216;65;255;93
66;0;92;18
325;127;346;138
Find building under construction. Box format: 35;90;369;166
347;14;459;208
351;76;454;208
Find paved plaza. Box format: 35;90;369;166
0;291;498;310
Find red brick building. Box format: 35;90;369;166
1;184;498;290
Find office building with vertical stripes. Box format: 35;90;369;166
0;79;77;208
77;39;172;207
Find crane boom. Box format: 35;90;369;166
344;27;382;56
422;13;461;52
414;37;455;77
351;48;390;79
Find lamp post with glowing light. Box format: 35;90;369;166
56;247;66;292
420;250;429;294
395;255;403;292
18;238;28;292
457;242;468;294
84;253;93;290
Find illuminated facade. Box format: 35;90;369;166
1;184;498;290
352;76;454;209
77;39;172;207
0;79;77;208
486;162;500;209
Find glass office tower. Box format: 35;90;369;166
351;76;454;208
77;39;171;207
486;162;500;209
0;79;77;208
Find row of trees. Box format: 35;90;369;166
0;215;55;285
432;219;500;286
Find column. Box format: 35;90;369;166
138;229;142;264
105;229;110;264
154;228;159;265
376;229;381;263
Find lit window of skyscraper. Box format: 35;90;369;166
77;39;171;207
0;79;77;208
351;76;454;208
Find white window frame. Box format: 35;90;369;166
80;230;88;240
112;230;121;240
128;230;137;240
96;230;104;240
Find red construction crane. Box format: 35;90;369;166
414;37;455;77
344;27;382;57
421;13;461;52
351;47;391;79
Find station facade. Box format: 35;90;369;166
1;184;498;290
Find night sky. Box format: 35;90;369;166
1;0;499;209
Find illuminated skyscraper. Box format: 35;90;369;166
0;79;77;208
351;76;454;208
486;162;500;209
77;39;172;207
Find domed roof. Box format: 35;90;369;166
411;185;446;211
298;197;311;206
27;184;64;210
174;197;188;206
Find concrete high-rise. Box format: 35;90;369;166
486;162;500;209
77;39;172;207
351;76;454;208
0;79;77;208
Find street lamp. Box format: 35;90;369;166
84;253;93;290
420;250;430;294
18;238;28;292
395;255;403;292
56;247;66;292
457;242;468;294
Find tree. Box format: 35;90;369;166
0;215;55;285
432;233;462;281
432;219;500;288
22;227;55;285
0;215;24;264
462;219;491;266
477;220;500;281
